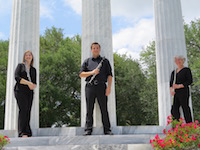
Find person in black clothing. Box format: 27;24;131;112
79;42;113;135
170;56;193;123
14;50;37;137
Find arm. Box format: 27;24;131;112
15;64;36;90
106;75;112;96
105;60;113;96
173;68;193;89
182;68;193;87
169;71;175;96
169;71;174;88
79;58;99;78
79;69;99;78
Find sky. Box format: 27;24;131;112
0;0;200;60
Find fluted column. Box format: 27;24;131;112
81;0;116;127
5;0;40;130
154;0;193;126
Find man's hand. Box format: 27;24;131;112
106;86;111;96
92;68;99;75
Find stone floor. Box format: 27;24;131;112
1;126;164;150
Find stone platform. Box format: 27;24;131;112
1;126;164;150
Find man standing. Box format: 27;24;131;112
79;42;113;135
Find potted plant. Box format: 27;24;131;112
0;134;10;150
150;115;200;150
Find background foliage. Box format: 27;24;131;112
0;19;200;129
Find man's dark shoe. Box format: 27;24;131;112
83;130;92;136
104;131;113;135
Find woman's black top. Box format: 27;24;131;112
170;67;193;94
14;63;37;93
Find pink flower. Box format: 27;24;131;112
150;139;152;144
194;124;197;129
198;143;200;148
155;134;160;140
163;129;166;134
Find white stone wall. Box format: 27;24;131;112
154;0;193;126
81;0;116;127
4;0;40;130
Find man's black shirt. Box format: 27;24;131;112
80;55;113;82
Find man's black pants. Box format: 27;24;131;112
15;90;33;137
172;90;192;123
85;83;111;133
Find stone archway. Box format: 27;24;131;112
4;0;193;131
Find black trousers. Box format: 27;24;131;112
14;90;33;137
85;83;111;133
172;90;192;123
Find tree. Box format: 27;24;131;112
184;19;200;121
114;53;146;125
0;40;9;129
39;27;81;127
140;41;159;125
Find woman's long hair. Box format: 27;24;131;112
23;50;34;66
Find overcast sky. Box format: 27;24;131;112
0;0;200;59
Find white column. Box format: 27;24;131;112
4;0;40;130
81;0;116;127
154;0;193;126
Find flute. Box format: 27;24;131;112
88;57;105;84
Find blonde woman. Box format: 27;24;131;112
14;50;37;137
170;56;193;123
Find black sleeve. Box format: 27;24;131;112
170;71;174;87
15;64;22;83
32;68;37;84
79;58;89;74
183;68;193;87
106;59;113;77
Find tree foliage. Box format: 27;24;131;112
184;19;200;121
0;40;8;129
114;54;146;125
39;27;81;127
140;41;159;125
0;19;200;129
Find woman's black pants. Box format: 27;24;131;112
172;90;192;123
14;90;33;137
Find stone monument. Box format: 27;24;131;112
154;0;193;126
4;0;193;131
4;0;40;130
81;0;117;127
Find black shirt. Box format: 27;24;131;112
14;63;37;92
170;67;193;93
80;56;113;82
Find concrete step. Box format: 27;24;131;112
1;126;164;137
5;144;153;150
4;134;155;150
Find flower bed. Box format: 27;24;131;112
150;115;200;150
0;134;10;150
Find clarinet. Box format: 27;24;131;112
88;57;105;84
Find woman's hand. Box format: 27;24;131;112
170;87;175;96
28;82;36;90
173;84;178;89
173;84;184;89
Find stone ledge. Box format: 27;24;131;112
5;144;153;150
0;126;164;138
